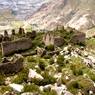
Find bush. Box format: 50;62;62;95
0;86;12;94
43;55;51;59
38;59;46;71
24;83;40;93
67;76;94;95
30;71;56;86
57;55;65;66
12;67;28;84
66;80;81;94
49;58;54;65
70;58;85;76
32;32;44;48
40;71;56;86
70;63;83;76
0;74;5;85
45;45;54;51
43;89;57;95
27;56;36;63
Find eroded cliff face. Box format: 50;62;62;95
27;0;95;31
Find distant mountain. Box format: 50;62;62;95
0;0;49;20
27;0;95;31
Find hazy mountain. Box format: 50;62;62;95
27;0;95;31
0;0;49;20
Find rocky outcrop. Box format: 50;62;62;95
1;38;32;56
0;54;23;74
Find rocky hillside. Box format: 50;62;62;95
0;27;95;95
28;0;95;31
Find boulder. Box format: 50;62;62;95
28;69;44;80
1;38;32;56
54;37;64;47
70;32;85;44
1;57;10;63
51;83;67;95
36;47;46;57
9;83;24;92
0;54;23;74
26;30;36;39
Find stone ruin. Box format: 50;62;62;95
70;32;86;44
0;54;23;74
1;38;32;56
26;30;36;39
0;30;11;43
43;32;64;46
43;30;86;46
18;27;25;36
0;27;37;56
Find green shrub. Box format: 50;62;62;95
24;83;40;93
0;74;5;85
27;56;36;63
49;58;54;65
43;55;51;59
70;63;83;76
29;71;56;86
38;59;46;71
32;32;44;48
67;76;94;95
43;89;57;95
57;55;65;66
41;71;56;86
12;67;28;84
66;80;81;94
87;70;95;82
70;58;85;76
0;86;12;94
45;45;54;51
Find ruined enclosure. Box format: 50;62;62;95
1;38;32;56
0;55;23;74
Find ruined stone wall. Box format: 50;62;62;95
71;32;86;44
43;33;54;46
1;38;32;56
0;56;23;74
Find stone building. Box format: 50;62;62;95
43;32;64;47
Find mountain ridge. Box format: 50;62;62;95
27;0;95;31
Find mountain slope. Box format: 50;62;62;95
27;0;95;31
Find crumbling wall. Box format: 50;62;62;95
71;32;86;44
1;38;32;56
0;55;23;74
